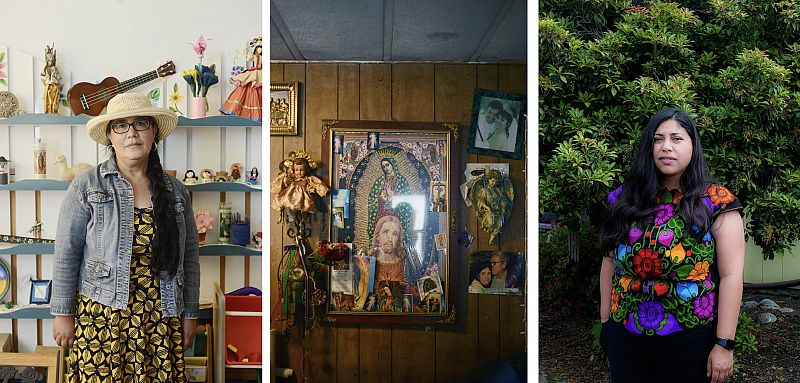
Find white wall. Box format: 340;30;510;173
0;0;265;353
1;0;262;99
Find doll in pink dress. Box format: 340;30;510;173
220;37;262;121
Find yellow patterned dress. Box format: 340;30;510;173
69;207;186;383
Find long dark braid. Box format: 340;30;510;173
108;118;180;277
146;141;181;277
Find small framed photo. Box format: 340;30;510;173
416;274;443;301
332;207;345;228
467;88;526;160
417;291;442;313
30;280;52;304
430;181;447;212
270;82;299;136
459;231;475;248
401;294;414;313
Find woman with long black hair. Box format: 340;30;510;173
52;93;200;382
598;108;744;383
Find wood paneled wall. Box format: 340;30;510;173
270;62;527;382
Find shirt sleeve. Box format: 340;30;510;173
704;185;744;222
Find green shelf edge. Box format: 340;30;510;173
0;306;213;319
0;113;260;127
0;179;261;192
0;243;261;256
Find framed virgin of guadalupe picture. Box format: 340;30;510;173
321;120;459;324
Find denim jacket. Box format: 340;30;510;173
51;157;200;318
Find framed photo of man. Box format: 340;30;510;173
467;88;526;160
321;120;459;324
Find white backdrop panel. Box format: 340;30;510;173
8;49;34;114
9;126;35;181
40;125;72;180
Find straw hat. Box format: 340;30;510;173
86;93;178;146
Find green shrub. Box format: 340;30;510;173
540;0;800;260
539;217;601;319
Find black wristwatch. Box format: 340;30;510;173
716;338;736;350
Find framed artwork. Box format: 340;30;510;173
467;88;526;160
0;258;9;301
270;81;299;135
30;280;52;304
321;120;459;324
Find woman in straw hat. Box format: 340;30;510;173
51;93;200;382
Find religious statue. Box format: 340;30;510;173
41;45;61;115
270;149;330;222
469;169;514;245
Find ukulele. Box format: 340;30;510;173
67;61;176;116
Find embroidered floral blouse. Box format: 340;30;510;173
607;185;743;337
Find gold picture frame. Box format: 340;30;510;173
321;120;459;324
270;82;299;135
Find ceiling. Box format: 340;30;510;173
270;0;528;62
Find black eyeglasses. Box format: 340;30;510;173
490;261;504;265
111;120;151;134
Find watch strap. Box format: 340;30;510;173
716;337;735;350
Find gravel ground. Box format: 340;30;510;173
539;290;800;383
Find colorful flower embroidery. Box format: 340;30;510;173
653;203;675;225
708;185;734;205
693;292;716;319
637;300;665;331
632;248;663;280
607;184;743;336
687;261;710;281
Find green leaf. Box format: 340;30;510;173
173;83;179;92
0;79;6;87
0;52;5;62
148;88;161;101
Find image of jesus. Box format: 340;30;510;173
369;215;421;293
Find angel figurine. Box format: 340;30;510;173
469;169;514;245
271;150;330;218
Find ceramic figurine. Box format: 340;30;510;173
219;37;262;121
183;170;198;185
247;167;259;185
0;156;9;185
270;149;330;214
41;45;62;115
469;169;514;245
230;162;243;182
53;155;92;182
201;168;214;183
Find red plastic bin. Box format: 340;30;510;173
223;295;262;365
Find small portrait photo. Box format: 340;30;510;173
468;88;526;160
434;233;447;251
401;294;414;313
468;250;525;295
417;292;442;313
435;139;447;158
341;294;355;311
333;134;344;154
416;274;443;301
367;132;380;150
458;231;475;248
332;207;345;229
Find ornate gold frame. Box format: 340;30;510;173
270;82;299;135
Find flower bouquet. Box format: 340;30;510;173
195;210;215;245
182;35;219;117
